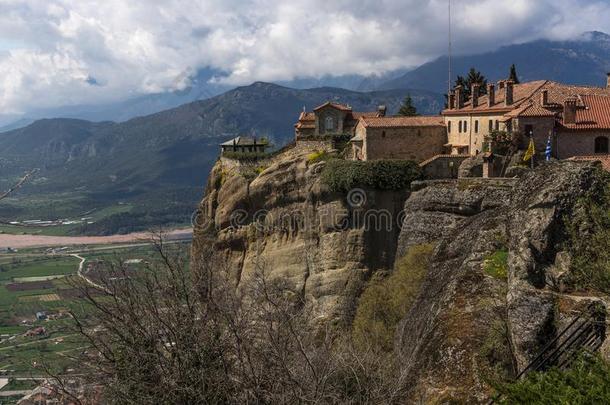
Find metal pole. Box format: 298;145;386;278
447;0;452;97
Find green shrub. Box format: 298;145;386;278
307;151;330;165
493;354;610;404
484;249;508;280
564;170;610;293
352;244;434;351
321;159;422;192
484;130;514;155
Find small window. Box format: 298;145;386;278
489;120;493;132
525;124;534;137
448;121;452;133
464;121;468;132
507;120;513;132
595;136;609;154
382;131;386;138
475;120;479;133
495;120;499;131
459;121;462;133
325;116;335;133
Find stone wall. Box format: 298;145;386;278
420;154;470;179
555;131;610;159
294;138;334;153
362;126;446;162
445;114;510;155
514;116;555;153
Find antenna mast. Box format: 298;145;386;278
448;0;452;95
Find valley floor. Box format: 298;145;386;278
0;228;192;249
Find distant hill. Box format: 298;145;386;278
0;82;443;233
2;68;411;129
379;31;610;93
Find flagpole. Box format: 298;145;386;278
530;133;534;169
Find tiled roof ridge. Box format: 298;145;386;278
419;153;470;167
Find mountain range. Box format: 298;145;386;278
0;83;442;233
1;31;610;233
379;31;610;93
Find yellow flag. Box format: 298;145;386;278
523;137;535;162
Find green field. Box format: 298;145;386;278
0;242;190;388
0;257;79;283
0;202;135;236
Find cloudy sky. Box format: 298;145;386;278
0;0;609;114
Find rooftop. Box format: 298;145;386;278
359;115;444;128
568;155;610;171
559;95;610;130
443;80;610;116
220;136;269;146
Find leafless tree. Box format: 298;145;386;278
49;233;409;404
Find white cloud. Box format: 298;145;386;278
0;0;609;113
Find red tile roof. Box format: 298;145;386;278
359;115;444;128
352;111;380;119
419;154;470;167
568;155;610;171
559;95;610;130
313;101;352;111
443;80;547;114
507;102;556;117
443;80;610;116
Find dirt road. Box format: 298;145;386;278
0;228;192;249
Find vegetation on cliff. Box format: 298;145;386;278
321;159;421;192
352;244;433;351
494;354;610;404
564;169;610;292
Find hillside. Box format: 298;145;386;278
0;82;443;234
380;31;610;93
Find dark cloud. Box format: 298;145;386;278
0;0;608;113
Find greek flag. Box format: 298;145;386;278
545;136;552;161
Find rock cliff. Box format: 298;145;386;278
192;146;409;324
191;145;609;402
395;162;609;402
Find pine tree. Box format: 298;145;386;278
452;68;487;99
509;64;520;84
465;68;487;95
398;94;418;116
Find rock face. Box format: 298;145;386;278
191;145;608;402
192;147;409;324
394;161;608;402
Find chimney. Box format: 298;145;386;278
455;85;464;109
448;92;456;109
540;89;548;106
505;80;514;106
487;83;495;107
563;97;577;124
607;72;610;88
471;83;480;108
377;105;387;117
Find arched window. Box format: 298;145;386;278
459;121;462;133
595;136;609;154
325;116;335;133
447;121;452;134
463;121;468;132
474;120;479;133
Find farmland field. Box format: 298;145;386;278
0;239;191;402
